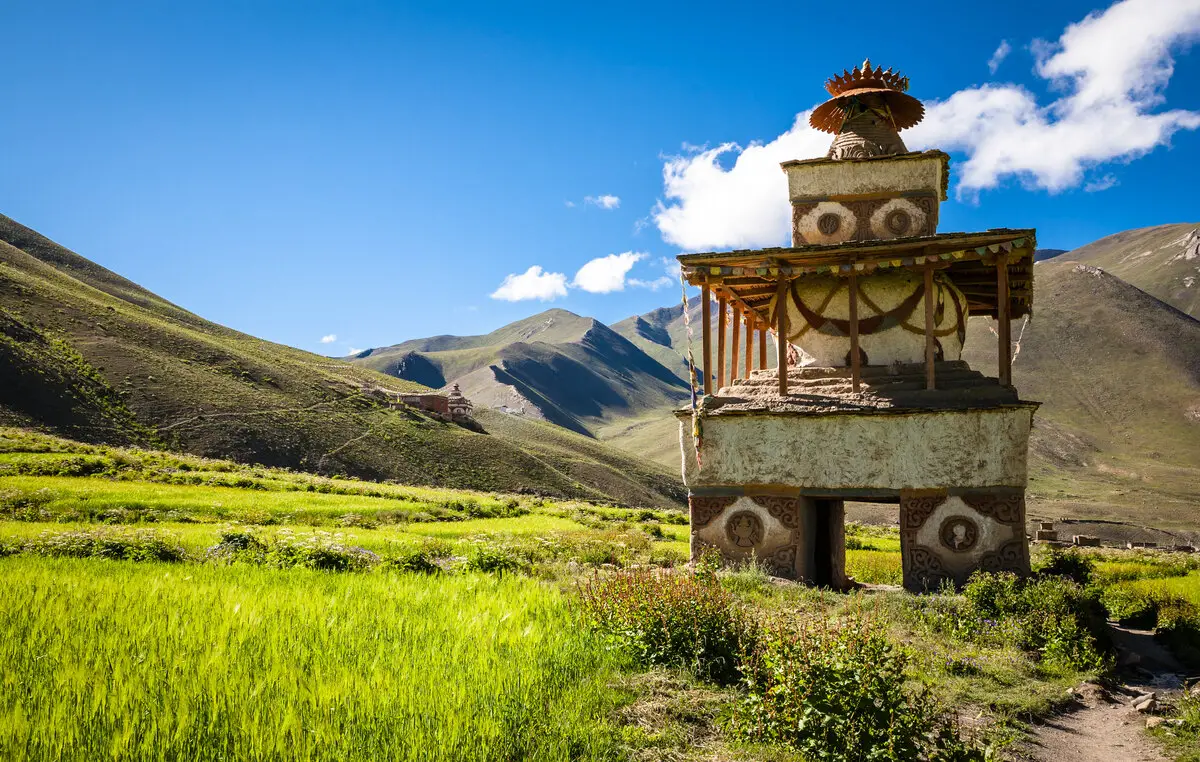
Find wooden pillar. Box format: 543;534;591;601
717;296;727;391
701;284;712;395
848;269;861;393
758;327;768;370
744;319;754;378
776;277;789;395
997;256;1012;386
730;304;742;382
924;264;936;391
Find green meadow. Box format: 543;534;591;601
0;558;626;762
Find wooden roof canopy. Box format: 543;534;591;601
679;229;1035;332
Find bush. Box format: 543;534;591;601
464;544;527;575
1155;597;1200;669
207;529;377;572
384;545;441;574
26;527;188;563
265;531;377;571
337;513;379;529
1100;586;1158;627
736;616;983;761
579;567;757;685
647;545;688;568
1034;546;1094;585
943;572;1109;672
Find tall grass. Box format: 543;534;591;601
0;557;626;761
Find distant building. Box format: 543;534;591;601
446;383;473;418
394;392;450;416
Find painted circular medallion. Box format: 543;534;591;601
939;516;979;552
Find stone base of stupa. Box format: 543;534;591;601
677;362;1036;591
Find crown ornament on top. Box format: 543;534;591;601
809;58;925;136
824;59;910;97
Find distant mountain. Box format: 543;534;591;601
610;295;779;384
350;309;690;437
0;213;684;507
1058;222;1200;319
1034;248;1068;262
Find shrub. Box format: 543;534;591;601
647;545;688;568
208;529;377;572
958;572;1108;672
736;616;983;761
337;513;379;529
1034;546;1094;585
1100;586;1158;627
1155;597;1200;669
26;527;188;563
384;545;441;574
579;567;757;685
0;487;56;521
265;531;378;572
464;544;527;575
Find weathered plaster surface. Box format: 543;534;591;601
785;270;965;366
679;407;1033;490
784;155;944;201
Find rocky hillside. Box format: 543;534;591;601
0;213;684;507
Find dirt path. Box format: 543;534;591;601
1021;626;1186;762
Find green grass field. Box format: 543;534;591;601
0;557;626;762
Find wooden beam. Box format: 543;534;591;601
924;264;936;391
701;284;712;395
717;296;727;392
759;327;768;370
745;319;754;378
776;277;789;395
730;303;742;382
848;269;861;393
997;256;1012;386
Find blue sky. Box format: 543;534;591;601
1;0;1197;356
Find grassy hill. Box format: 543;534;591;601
351;309;690;437
0;213;683;508
1062;222;1200;319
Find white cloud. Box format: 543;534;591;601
653;0;1200;251
320;334;337;344
653;120;830;251
573;252;644;293
585;194;621;209
1084;173;1119;191
490;265;569;301
988;40;1012;74
564;200;576;208
348;347;363;355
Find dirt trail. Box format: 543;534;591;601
1021;626;1186;762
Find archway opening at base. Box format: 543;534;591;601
810;498;847;588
